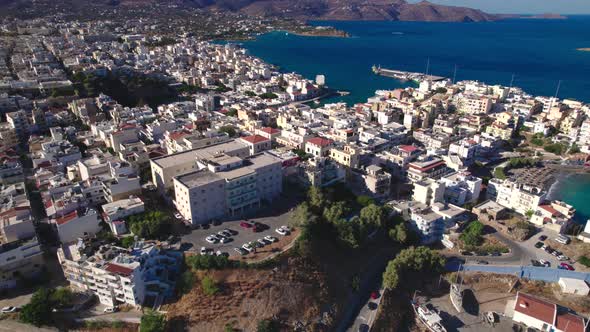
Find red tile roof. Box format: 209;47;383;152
307;137;333;147
55;210;78;226
514;292;555;325
259;127;280;134
240;135;269;144
538;205;560;217
555;312;586;332
104;263;134;277
399;145;418;153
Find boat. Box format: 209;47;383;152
412;301;447;332
449;283;463;313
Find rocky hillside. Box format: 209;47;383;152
0;0;497;22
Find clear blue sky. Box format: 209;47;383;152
409;0;590;14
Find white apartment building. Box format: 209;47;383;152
150;139;250;192
52;208;101;244
457;94;492;114
487;178;545;215
102;197;145;235
173;152;282;225
58;239;181;308
439;171;482;206
0;238;44;289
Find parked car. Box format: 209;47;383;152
559;263;575;271
460;251;473;256
205;236;217;244
234;247;247;256
220;237;231;244
476;260;489;265
200;247;209;255
264;235;278;243
534;242;544;249
220;230;233;238
558;255;569;261
555;235;571;245
240;221;254;229
242;243;254;253
530;260;542;267
1;306;19;313
490;252;501;257
275;226;290;236
257;239;268;246
539;259;550;267
224;228;236;236
174;213;183;220
370;291;380;300
103;306;118;313
216;251;229;257
538;235;547;241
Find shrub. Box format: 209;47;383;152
579;256;590;268
140;309;166;332
201;276;219;296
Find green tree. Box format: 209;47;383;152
140;309;166;332
50;287;74;308
201;276;220;296
128;211;170;239
290;203;315;227
356;195;375;207
20;288;53;326
569;144;581;154
360;204;385;228
525;210;534;218
323;202;348;224
121;236;135;248
459;221;485;247
219;125;237;137
382;247;445;289
389;223;408;244
308;187;326;212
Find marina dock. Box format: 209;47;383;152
372;65;446;82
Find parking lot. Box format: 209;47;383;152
178;208;296;258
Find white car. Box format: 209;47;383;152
205;236;217;244
1;306;18;314
103;306;118;313
257;238;268;246
558;255;569;261
539;259;550;267
200;247;210;255
174;213;183;220
264;235;278;243
242;243;254;252
220;237;231;244
275;226;290;236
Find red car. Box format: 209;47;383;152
560;263;575;271
370;291;379;300
240;221;253;229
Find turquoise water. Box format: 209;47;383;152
241;17;590;105
240;17;590;225
548;174;590;225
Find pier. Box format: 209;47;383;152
372;65;446;83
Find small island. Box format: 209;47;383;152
578;48;590;52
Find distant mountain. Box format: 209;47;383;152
0;0;498;22
199;0;497;22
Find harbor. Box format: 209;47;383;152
372;65;446;83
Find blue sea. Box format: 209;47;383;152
240;17;590;225
241;17;590;105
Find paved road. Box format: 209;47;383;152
455;265;590;283
447;226;570;270
347;288;383;332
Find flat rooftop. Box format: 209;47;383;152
151;139;248;169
